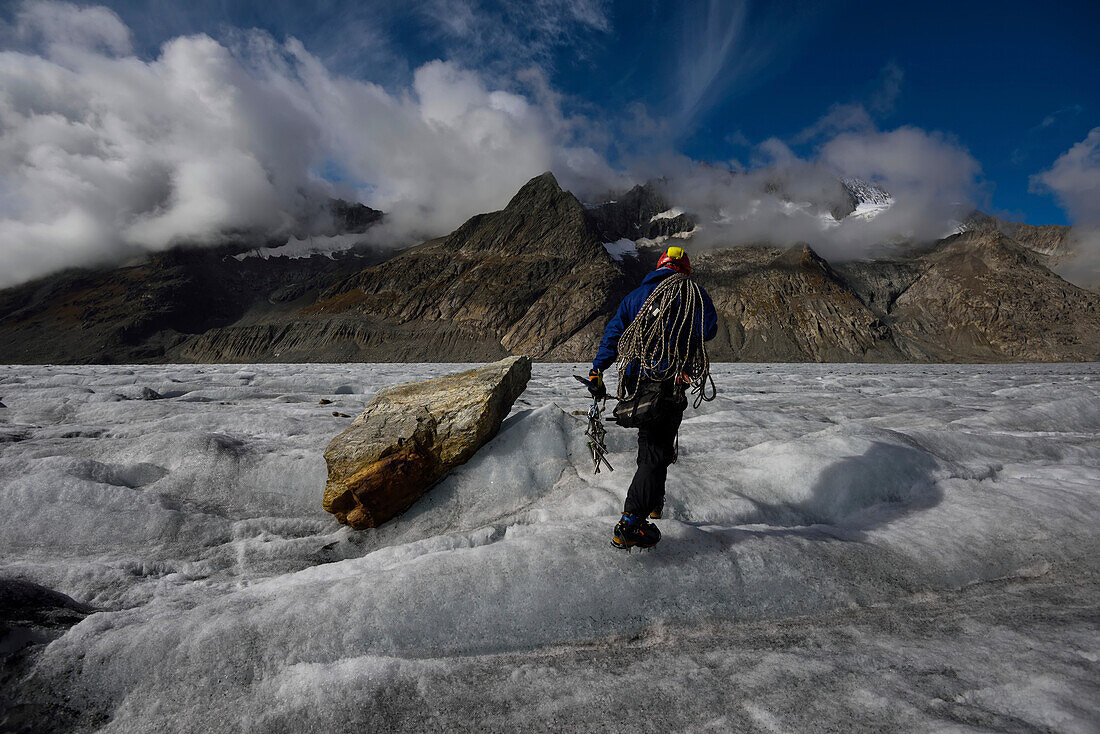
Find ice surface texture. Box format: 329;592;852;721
0;363;1097;732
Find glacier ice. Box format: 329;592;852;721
0;362;1097;732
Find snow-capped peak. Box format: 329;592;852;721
842;177;893;206
841;177;894;221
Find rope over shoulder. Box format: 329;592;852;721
614;272;717;408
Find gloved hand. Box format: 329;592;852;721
586;368;607;400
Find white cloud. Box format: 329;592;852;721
868;61;903;115
0;1;621;287
724;129;750;148
15;0;131;56
1032;126;1100;224
658;126;981;261
1032;127;1100;286
791;102;875;144
421;0;610;72
0;1;994;287
822;127;977;197
792;62;903;144
669;0;824;136
1032;104;1083;132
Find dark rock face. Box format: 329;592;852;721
888;231;1100;361
155;172;630;363
173;317;512;363
833;261;927;319
587;183;695;243
0;239;392;364
300;172;628;361
962;211;1073;265
697;246;903;362
0;172;1096;365
0;194;387;364
331;200;383;234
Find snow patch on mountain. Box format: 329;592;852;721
810;178;896;228
850;199;894;221
943;220;969;238
650;207;685;222
636;228;697;248
234;234;368;261
602;238;638;261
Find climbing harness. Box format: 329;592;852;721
614;272;717;409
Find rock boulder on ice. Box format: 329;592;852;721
322;356;532;529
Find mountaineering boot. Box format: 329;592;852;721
611;513;661;550
649;503;663;520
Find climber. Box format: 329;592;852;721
581;245;718;549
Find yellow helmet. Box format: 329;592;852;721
656;246;691;274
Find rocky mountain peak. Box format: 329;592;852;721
499;171;580;215
283;171;624;362
586;181;695;243
505;171;565;205
939;229;1039;266
778;243;829;269
959;210;1073;266
885;227;1100;361
841;178;892;207
330;199;383;234
438;171;599;259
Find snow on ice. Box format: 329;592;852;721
1;363;1097;732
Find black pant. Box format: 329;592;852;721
623;391;684;518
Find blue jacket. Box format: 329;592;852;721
593;267;719;373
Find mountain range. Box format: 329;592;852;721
1;172;1097;364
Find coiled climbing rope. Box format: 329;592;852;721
615;273;717;408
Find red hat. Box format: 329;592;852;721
656;245;691;275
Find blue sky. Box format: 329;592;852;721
93;0;1099;226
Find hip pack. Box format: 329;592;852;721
612;379;686;428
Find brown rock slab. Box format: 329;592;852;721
322;356;532;529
